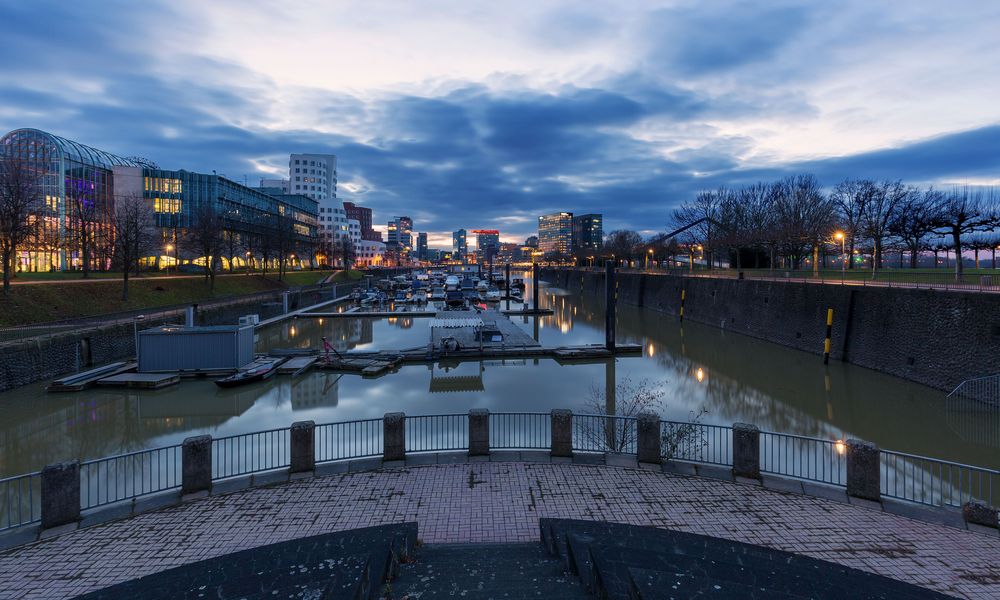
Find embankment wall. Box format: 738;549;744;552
541;268;1000;392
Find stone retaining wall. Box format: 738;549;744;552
542;268;1000;392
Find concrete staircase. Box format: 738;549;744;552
539;519;947;599
74;523;418;600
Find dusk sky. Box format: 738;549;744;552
3;0;1000;247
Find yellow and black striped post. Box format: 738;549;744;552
679;289;686;322
823;308;834;364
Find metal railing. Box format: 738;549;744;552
0;472;41;530
881;450;998;508
315;418;383;463
81;445;182;510
760;432;846;486
405;414;469;453
948;374;1000;406
213;429;290;479
491;412;551;449
3;412;999;534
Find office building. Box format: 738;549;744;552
387;216;413;254
538;212;573;256
343;201;380;242
524;235;538;248
473;230;500;262
416;232;428;259
572;214;603;252
287;153;347;252
453;229;468;261
0;128;319;272
354;240;386;267
259;178;289;193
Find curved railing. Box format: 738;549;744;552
2;411;998;533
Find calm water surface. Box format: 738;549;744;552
2;277;997;477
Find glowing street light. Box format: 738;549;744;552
834;231;845;278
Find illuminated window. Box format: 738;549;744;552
153;198;182;214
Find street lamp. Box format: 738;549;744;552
834;231;845;279
646;248;653;271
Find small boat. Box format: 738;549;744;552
429;286;446;300
445;275;460;291
445;290;467;309
485;287;502;301
460;277;475;292
413;289;428;303
510;287;523;300
511;277;525;289
476;279;489;292
215;357;286;388
394;290;409;303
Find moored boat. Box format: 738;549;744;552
215;357;286;388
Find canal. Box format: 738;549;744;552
1;277;998;480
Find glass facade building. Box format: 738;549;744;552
453;229;468;261
572;214;603;252
538;212;573;256
473;230;500;262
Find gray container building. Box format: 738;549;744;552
138;325;255;373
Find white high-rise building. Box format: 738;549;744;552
288;153;348;250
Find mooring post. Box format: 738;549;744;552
605;261;616;351
532;263;540;312
505;263;511;306
823;308;834;364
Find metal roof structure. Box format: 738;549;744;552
1;128;146;169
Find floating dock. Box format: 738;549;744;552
47;361;136;392
301;310;437;318
96;373;180;389
276;356;318;376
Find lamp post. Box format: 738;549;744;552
834;231;845;281
646;248;653;271
133;315;146;361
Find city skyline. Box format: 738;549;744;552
3;2;1000;243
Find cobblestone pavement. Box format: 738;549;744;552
1;462;998;599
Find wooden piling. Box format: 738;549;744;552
605;261;616;351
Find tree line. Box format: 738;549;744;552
592;175;1000;280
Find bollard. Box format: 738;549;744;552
469;409;490;456
637;413;661;464
290;421;316;474
182;435;213;495
383;412;406;462
40;461;80;529
679;289;686;322
551;409;573;458
732;423;760;479
823;308;834;365
846;439;880;502
962;501;999;529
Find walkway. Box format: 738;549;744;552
1;461;997;599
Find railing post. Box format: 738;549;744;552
551;409;573;458
846;439;880;502
182;435;213;495
732;423;760;479
962;501;999;529
40;461;80;529
383;412;406;462
469;409;490;456
637;413;661;464
290;421;316;474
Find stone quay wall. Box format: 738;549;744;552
0;284;346;392
541;268;1000;392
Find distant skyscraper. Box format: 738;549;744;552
538;212;573;256
473;230;500;262
453;229;468;261
416;232;428;259
387;216;413;253
572;214;603;252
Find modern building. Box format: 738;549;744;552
343;201;379;241
347;219;361;249
473;230;500;262
287;153;348;253
538;212;573;256
387;216;413;254
524;235;538;248
572;214;603;252
354;239;386;267
453;229;468;262
416;232;428;259
259;178;289;193
0;128;318;272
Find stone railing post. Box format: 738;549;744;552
383;412;406;462
551;409;573;458
40;461;80;529
469;409;490;456
637;413;661;464
846;439;880;501
290;421;316;474
182;435;213;495
732;423;761;479
963;501;999;529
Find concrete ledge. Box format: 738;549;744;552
967;522;1000;537
405;454;439;467
212;475;253;495
520;451;551;463
735;475;762;487
882;498;966;529
349;458;383;472
315;461;350;476
606;454;638;469
39;521;78;540
695;464;734;482
0;524;39;552
490;451;522;462
570;453;604;466
801;481;848;504
80;502;133;528
468;455;490;463
134;490;181;514
437;453;470;465
761;474;804;495
662;461;697;476
848;496;883;511
182;490;209;503
379;460;406;469
290;470;314;481
251;470;290;487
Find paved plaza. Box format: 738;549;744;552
0;461;998;599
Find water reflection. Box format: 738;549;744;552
1;275;998;478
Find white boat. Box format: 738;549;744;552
476;279;489;292
485;287;502;301
414;290;428;303
444;275;460;291
429;286;446;300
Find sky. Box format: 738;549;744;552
2;1;1000;248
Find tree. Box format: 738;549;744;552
603;230;643;264
930;187;999;280
861;180;910;276
184;203;226;288
65;179;104;277
335;237;357;272
771;175;834;270
672;191;720;269
111;192;154;301
890;188;940;268
830;179;869;270
0;156;40;294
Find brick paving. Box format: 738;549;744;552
0;462;998;599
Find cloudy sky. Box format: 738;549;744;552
2;1;999;247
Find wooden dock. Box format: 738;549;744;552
47;361;136;392
96;373;180;389
501;308;554;316
300;309;437;318
277;356;318;376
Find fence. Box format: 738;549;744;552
948;374;1000;406
3;411;998;534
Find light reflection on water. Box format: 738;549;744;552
1;277;998;478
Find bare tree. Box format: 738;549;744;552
862;180;910;276
672;190;720;269
772;175;834;270
930;187;999;280
0;156;40;294
890;188;940;268
111;192;155;300
603;230;643;264
184;203;226;288
65;183;105;278
830;179;870;270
